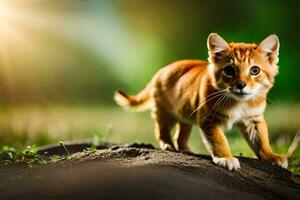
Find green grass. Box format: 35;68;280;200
0;141;75;167
0;145;47;167
0;104;299;173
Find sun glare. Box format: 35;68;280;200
0;0;34;99
0;0;12;18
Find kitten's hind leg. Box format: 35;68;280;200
174;122;192;152
151;106;176;151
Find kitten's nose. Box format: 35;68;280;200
236;81;246;90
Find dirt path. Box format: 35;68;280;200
0;142;299;200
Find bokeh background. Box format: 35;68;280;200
0;0;299;169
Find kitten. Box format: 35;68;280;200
114;33;287;170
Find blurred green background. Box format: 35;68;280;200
0;0;299;171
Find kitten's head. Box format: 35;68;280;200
207;33;279;101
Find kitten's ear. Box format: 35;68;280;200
207;33;230;54
257;34;279;64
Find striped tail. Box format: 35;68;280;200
114;85;152;112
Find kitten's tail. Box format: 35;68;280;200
114;84;153;112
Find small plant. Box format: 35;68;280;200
0;145;47;167
0;146;19;163
0;142;72;167
49;155;62;163
59;141;71;160
84;145;97;153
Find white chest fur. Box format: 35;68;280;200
221;102;266;130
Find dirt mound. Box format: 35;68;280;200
1;142;299;200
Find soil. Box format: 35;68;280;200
0;142;299;200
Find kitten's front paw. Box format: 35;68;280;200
261;153;288;169
279;160;288;169
159;141;175;151
272;154;288;169
212;156;240;170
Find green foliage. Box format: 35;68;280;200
84;146;97;154
0;142;74;167
49;155;61;162
0;145;46;167
289;159;300;174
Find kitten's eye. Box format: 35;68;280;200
250;66;260;76
223;65;235;77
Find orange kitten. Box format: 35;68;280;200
114;33;287;170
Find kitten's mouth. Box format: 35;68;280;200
229;89;251;98
232;91;250;96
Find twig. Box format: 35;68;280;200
286;129;300;159
59;141;70;158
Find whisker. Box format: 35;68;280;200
189;93;224;117
255;91;277;107
211;94;227;119
224;93;231;120
202;93;227;120
204;89;227;99
189;90;226;117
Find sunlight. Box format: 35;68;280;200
0;0;153;100
0;0;12;19
0;1;20;99
0;0;32;100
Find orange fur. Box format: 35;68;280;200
114;33;287;170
